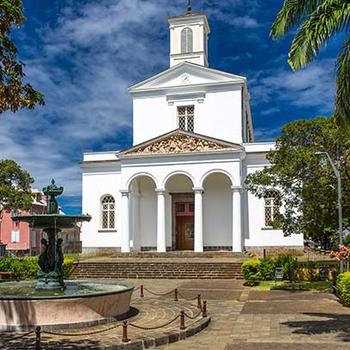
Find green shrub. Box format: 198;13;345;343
259;257;276;280
275;255;298;282
337;272;350;306
0;256;76;280
297;261;319;281
241;259;261;285
62;257;75;278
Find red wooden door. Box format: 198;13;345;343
175;202;194;250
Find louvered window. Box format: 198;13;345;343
101;195;115;230
264;190;280;227
177;106;194;132
181;27;193;54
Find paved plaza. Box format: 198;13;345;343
2;279;350;349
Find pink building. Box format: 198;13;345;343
0;190;47;256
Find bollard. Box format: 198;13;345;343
122;321;130;343
140;285;144;298
197;294;202;309
202;301;207;318
35;326;42;350
174;288;178;302
180;310;185;330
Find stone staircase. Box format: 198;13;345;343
71;252;245;280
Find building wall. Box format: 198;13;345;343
132;87;242;146
81;148;304;251
82;164;122;251
244;152;304;248
0;203;46;255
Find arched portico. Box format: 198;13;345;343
121;167;242;253
202;172;233;251
164;174;195;252
122;174;158;252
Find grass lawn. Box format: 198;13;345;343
252;280;331;292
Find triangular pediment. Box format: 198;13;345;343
129;62;246;93
120;130;241;157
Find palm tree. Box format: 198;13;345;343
270;0;350;126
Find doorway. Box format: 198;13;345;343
174;199;194;250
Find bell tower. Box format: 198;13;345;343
168;1;210;67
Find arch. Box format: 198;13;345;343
126;172;158;190
162;170;195;188
199;169;234;188
181;27;193;54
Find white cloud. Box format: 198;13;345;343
260;107;281;116
250;59;336;113
0;0;182;202
254;127;281;140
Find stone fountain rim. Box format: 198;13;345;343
0;280;134;301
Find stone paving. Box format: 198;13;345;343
2;279;350;349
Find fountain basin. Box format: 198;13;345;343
0;280;134;331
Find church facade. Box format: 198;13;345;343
81;9;303;253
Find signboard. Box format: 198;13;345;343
275;266;284;281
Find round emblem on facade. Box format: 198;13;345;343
181;74;190;84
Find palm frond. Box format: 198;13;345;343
288;0;350;70
270;0;320;40
334;37;350;126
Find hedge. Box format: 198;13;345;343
337;272;350;306
241;256;336;284
0;257;75;280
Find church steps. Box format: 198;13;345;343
71;260;244;280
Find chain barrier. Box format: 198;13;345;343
43;323;122;337
177;291;200;301
1;330;33;341
143;286;175;297
141;285;201;305
183;310;202;320
122;305;208;344
129;314;181;331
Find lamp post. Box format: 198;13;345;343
315;151;344;273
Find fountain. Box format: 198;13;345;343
0;180;134;330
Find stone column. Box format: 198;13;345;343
193;187;204;253
120;190;130;253
131;191;141;251
232;186;242;253
156;189;166;253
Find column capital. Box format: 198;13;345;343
120;190;130;197
193;187;204;194
231;186;242;193
155;188;166;195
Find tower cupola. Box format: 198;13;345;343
168;2;210;67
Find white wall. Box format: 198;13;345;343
244;154;304;248
133;87;242;145
82;164;122;250
203;173;232;247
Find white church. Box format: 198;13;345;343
81;6;303;253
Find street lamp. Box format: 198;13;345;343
315;151;344;273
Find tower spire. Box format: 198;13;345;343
187;0;192;14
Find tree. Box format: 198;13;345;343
0;0;44;113
0;159;33;212
245;117;350;248
270;0;350;126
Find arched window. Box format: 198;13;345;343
264;190;280;227
101;195;115;230
181;27;193;54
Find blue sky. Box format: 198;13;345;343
0;0;341;213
